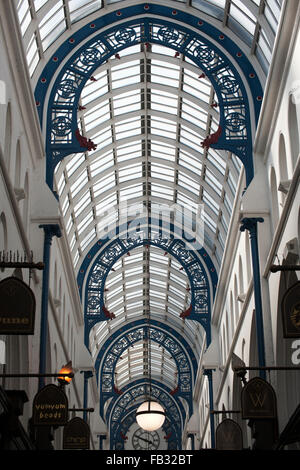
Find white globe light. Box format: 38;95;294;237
136;401;165;431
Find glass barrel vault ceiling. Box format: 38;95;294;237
14;0;284;417
54;43;243;270
17;0;283;79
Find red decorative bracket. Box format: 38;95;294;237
75;129;97;151
102;305;115;320
113;384;123;395
201;125;222;150
164;432;172;440
180;305;192;319
120;432;128;440
170;385;179;396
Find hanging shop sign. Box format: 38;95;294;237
32;384;68;426
241;377;277;420
63;417;90;450
0;276;35;334
215;419;243;450
282;281;300;338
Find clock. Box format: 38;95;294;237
132;428;160;450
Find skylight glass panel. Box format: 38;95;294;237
151;90;178;115
151;163;174;182
70;169;88;198
183;70;211;102
178;149;202;174
69;0;102;23
150;142;176;162
151;45;175;57
93;172;115;198
119;163;143;183
92;126;113;149
151;63;180;88
178;173;199;196
230;1;257;36
26;35;40;77
113;90;141;116
81;71;109;105
74;190;91;217
66;153;85;178
39;1;66;50
115;117;141;139
151;117;177;140
119;184;143;200
116;141;142;162
205;168;223;197
207;149;227;176
111;61;140;89
77;210;93;235
95;193;117;216
181;100;207;129
180;125;202;152
81;228;96;251
17;0;31;36
90;151;114;176
84;102;110;132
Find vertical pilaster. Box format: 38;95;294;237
81;370;93;422
38;224;62;390
204;369;215;449
240;218;266;379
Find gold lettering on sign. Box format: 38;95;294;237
249;392;266;408
66;437;87;444
0;317;30;324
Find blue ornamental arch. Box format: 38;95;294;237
79;235;218;348
35;4;263;190
96;319;197;417
109;379;184;450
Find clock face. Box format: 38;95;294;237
132;428;160;450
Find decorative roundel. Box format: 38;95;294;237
218;76;239;95
157;26;180;44
90;271;104;283
115;27;136;45
193;45;215;63
80;47;102;65
225;112;246;132
87;295;99;309
57;79;78;99
52;116;72;136
194;292;207;307
115;442;123;450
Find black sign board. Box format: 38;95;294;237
241;377;277;420
216;419;243;450
282;281;300;338
63;417;90;449
0;276;35;334
32;384;68;426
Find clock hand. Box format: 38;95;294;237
137;436;153;444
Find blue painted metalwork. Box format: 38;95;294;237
204;369;215;449
81;370;93;422
96;319;196;418
108;379;183;450
240;218;266;380
34;7;263;190
80;234;217;348
38;224;62;390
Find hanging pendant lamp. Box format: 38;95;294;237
136;400;165;432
